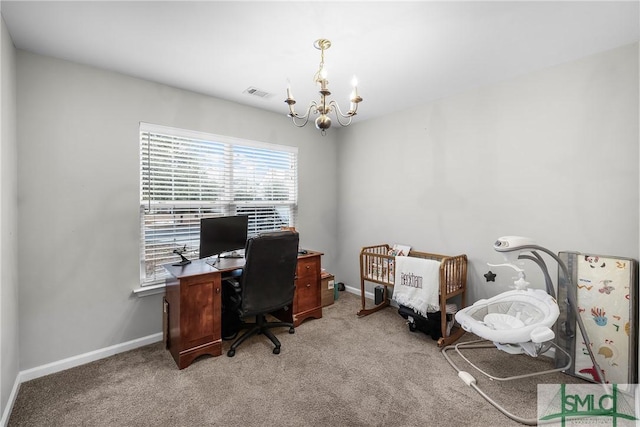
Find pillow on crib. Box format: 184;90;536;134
389;244;411;257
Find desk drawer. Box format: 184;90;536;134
296;276;318;313
296;257;320;313
297;257;319;280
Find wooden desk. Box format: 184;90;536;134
163;251;323;369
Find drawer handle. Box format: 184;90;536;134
216;287;221;294
306;283;311;288
305;265;310;270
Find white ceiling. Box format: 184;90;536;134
2;1;639;124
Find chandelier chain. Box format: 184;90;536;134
313;42;327;84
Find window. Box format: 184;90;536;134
140;123;298;286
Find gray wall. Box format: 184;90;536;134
10;40;640;376
335;43;639;304
1;14;19;420
16;51;339;370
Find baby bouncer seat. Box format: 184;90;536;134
442;237;605;425
456;287;559;357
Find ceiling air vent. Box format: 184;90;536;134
244;87;273;99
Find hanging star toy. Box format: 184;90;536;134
484;271;496;282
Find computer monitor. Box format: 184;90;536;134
199;215;249;259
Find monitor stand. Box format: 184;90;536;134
205;251;244;268
220;254;243;259
219;250;244;259
206;255;220;267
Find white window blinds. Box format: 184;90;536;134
140;123;298;286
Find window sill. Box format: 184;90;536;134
132;282;166;298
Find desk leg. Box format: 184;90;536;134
293;307;322;326
176;342;222;369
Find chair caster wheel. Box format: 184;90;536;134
273;347;281;355
227;349;236;357
288;327;295;334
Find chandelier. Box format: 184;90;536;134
285;39;363;135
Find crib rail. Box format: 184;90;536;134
359;244;394;285
357;244;468;347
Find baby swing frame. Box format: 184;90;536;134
442;239;605;425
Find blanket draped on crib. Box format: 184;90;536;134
391;256;441;316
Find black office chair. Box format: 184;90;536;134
227;231;299;357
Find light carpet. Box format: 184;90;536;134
9;291;584;426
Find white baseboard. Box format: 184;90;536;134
345;284;371;299
344;284;399;306
1;332;163;427
19;332;163;383
0;375;21;427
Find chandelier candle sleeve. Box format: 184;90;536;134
350;76;360;112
